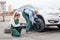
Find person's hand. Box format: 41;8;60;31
33;21;35;23
32;20;35;24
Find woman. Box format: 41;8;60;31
10;13;22;37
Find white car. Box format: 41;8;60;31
13;5;60;32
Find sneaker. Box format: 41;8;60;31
26;31;31;34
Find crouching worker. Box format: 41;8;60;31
10;13;22;37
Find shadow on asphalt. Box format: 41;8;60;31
42;28;60;34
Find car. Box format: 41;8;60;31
13;5;60;32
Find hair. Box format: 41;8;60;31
14;12;20;17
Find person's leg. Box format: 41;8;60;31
26;18;32;32
17;26;22;36
29;21;33;31
22;13;32;32
11;26;20;37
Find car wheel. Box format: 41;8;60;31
33;18;45;32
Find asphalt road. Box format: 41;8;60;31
0;22;60;40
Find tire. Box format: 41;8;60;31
4;28;11;34
57;25;60;29
33;18;45;32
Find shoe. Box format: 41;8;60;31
26;31;31;34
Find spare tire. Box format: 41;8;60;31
4;28;11;34
33;18;45;32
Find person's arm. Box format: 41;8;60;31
10;19;20;27
29;11;34;22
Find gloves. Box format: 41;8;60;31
32;20;35;24
32;20;35;23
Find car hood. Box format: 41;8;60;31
38;9;60;15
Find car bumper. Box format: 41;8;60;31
44;16;60;25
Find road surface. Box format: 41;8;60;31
0;22;60;40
